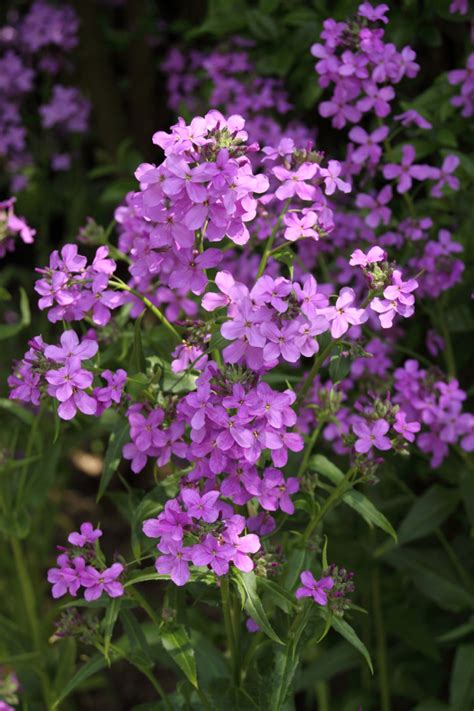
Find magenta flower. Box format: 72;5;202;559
394;110;432;129
155;540;193;586
295;571;334;605
383;270;418;305
350;246;385;267
68;522;102;547
47;554;87;598
393;411;421;442
358;2;389;22
430;155;460;198
44;330;98;363
283;212;319;242
323;288;367;338
319;160;351;195
45;357;97;420
357;82;395;118
258;468;300;515
383;145;433;194
355;186;392;228
352;419;391;453
191;534;234;576
169;249;222;296
181;488;220;523
294;275;329;320
272;163;318;201
223;515;261;572
143;500;191;542
348;125;388;164
261;320;302;363
81;563;124;601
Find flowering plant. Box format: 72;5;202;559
0;1;473;710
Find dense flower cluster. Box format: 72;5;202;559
0;0;89;189
47;523;124;601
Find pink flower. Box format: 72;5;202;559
348;125;388;164
155;540;193;586
393;411;421;442
191;534;234;576
322;287;367;338
430;155;460;198
81;563;124;601
349;246;385;267
283;212;319;242
352;419;391;453
383;145;434;194
355;185;392;228
272;162;318;201
68;522;102;547
295;571;334;604
181;488;220;523
319;160;351;195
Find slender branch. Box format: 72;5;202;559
109;279;181;342
372;566;391;711
302;467;356;545
256;198;291;278
295;342;334;408
221;577;240;686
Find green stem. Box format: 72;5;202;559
221;577;240;686
435;302;456;378
256;198;291;278
372;566;391;711
295;342;334;408
11;538;52;708
315;681;330;711
297;422;323;479
302;467;355;545
110;279;181;342
140;666;173;711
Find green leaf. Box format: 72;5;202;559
331;616;373;673
161;624;198;688
397;485;459;545
233;570;283;644
311;455;397;541
103;598;122;664
450;644;474;710
97;419;130;502
120;610;155;668
52;653;110;708
258;577;298;614
124;569;170;587
0;398;34;426
328;353;351;383
0;287;30;341
53;639;77;698
130;314;145;375
246;9;280;40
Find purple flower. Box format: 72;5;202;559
223;515;261;572
430;155;460;198
47;554;87;598
272;163;318;201
294;275;329;320
191;534;234;576
283;212;319;242
319;160;351;195
394;110;432;129
295;571;334;605
355;186;392;228
261;320;302;364
45;357;97;420
383;145;434;194
350;246;385;267
68;522;102;547
352;419;391;453
156;540;193;586
181;488;220;523
348;125;388;164
44;330;98;363
322;287;367;338
169;248;222;295
358;2;389;23
258;468;300;515
393;411;421;442
81;563;124;601
357;82;395;118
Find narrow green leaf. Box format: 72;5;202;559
258;577;298;614
0;398;34;425
311;455;397;541
331;616;373;673
97;419;130;501
52;653;109;707
130;314;145;375
450;644;474;710
120;610;155;667
53;639;77;698
0;287;30;341
233;570;283;644
161;624;198;688
397;485;459;545
103;598;122;663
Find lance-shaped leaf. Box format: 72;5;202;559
161;624;198;688
233;569;283;644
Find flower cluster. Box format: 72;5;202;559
449;53;474;118
34;244;123;325
0;0;88;189
0;197;35;258
47;523;124;601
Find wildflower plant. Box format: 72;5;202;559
1;1;474;710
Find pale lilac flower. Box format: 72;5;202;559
430;155;460;198
348;125;388;164
323;287;367;338
272;163;318;201
283;212;319;242
44;330;98;363
394;110;432;129
352;419;391;453
355;186;392;228
295;571;334;604
223;515;261;572
319;160;351;195
349;246;385;267
383;145;433;194
358;2;389;23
